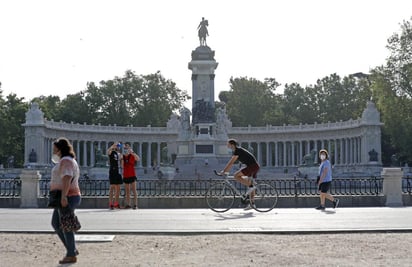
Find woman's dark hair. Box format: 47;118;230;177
228;139;238;147
54;137;76;158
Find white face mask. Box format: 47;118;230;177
52;154;60;164
227;148;233;154
320;154;326;160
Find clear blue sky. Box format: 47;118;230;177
1;0;411;109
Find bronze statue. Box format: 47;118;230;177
302;149;317;167
198;17;209;46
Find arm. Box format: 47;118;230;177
107;144;116;156
222;155;239;173
131;150;140;161
60;159;74;207
318;166;328;184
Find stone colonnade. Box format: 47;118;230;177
41;138;168;168
23;101;382;170
236;137;363;167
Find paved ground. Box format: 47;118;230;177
1;206;412;233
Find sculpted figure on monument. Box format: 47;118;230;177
198;17;209;46
302;149;317;166
95;149;108;167
28;148;37;163
368;149;378;162
192;99;215;124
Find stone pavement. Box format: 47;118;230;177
1;207;412;234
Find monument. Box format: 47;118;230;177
173;18;232;170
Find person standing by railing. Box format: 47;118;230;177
107;142;123;209
122;142;140;209
316;149;339;210
50;137;81;264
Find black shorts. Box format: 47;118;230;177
319;181;331;193
123;176;137;184
109;171;123;185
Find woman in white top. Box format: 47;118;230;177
50;137;81;264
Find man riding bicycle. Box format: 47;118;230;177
220;139;260;210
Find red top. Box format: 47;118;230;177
123;154;137;178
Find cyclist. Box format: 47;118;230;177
220;139;260;210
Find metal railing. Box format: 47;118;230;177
34;176;384;197
1;175;403;198
0;178;21;197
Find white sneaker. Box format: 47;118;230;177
244;203;256;211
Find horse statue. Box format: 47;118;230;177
302;149;317;167
198;17;209;46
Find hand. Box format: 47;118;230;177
61;196;68;207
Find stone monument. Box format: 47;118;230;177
172;18;231;170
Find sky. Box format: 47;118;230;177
1;0;411;109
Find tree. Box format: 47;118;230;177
219;77;280;126
57;92;93;124
84;70;190;126
385;17;412;97
30;95;62;121
0;91;28;167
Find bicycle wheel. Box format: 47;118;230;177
252;183;278;212
205;182;235;212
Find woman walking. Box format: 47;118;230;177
50;137;81;264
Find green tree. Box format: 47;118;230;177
85;70;189;126
385;17;412;97
30;95;62;121
57;92;93;124
220;77;280;126
0;92;28;167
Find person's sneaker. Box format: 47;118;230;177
315;205;325;210
333;198;340;209
124;205;131;209
244;203;256;211
133;205;138;210
109;204;114;210
113;202;120;209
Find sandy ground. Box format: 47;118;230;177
1;232;412;267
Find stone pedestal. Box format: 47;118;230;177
20;169;41;208
382;168;403;207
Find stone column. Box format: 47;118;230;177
20;169;41;208
382;168;403;207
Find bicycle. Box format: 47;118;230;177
205;170;278;213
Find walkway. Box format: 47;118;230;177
1;207;411;233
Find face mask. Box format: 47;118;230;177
320;155;326;160
227;148;233;154
52;154;60;164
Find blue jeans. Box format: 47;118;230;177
51;195;81;257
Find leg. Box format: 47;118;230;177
61;196;81;260
51;208;68;250
115;184;121;207
109;185;115;207
131;181;138;207
125;183;131;206
234;170;251;187
325;193;335;202
320;192;327;206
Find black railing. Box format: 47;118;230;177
35;176;384;197
0;178;21;197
